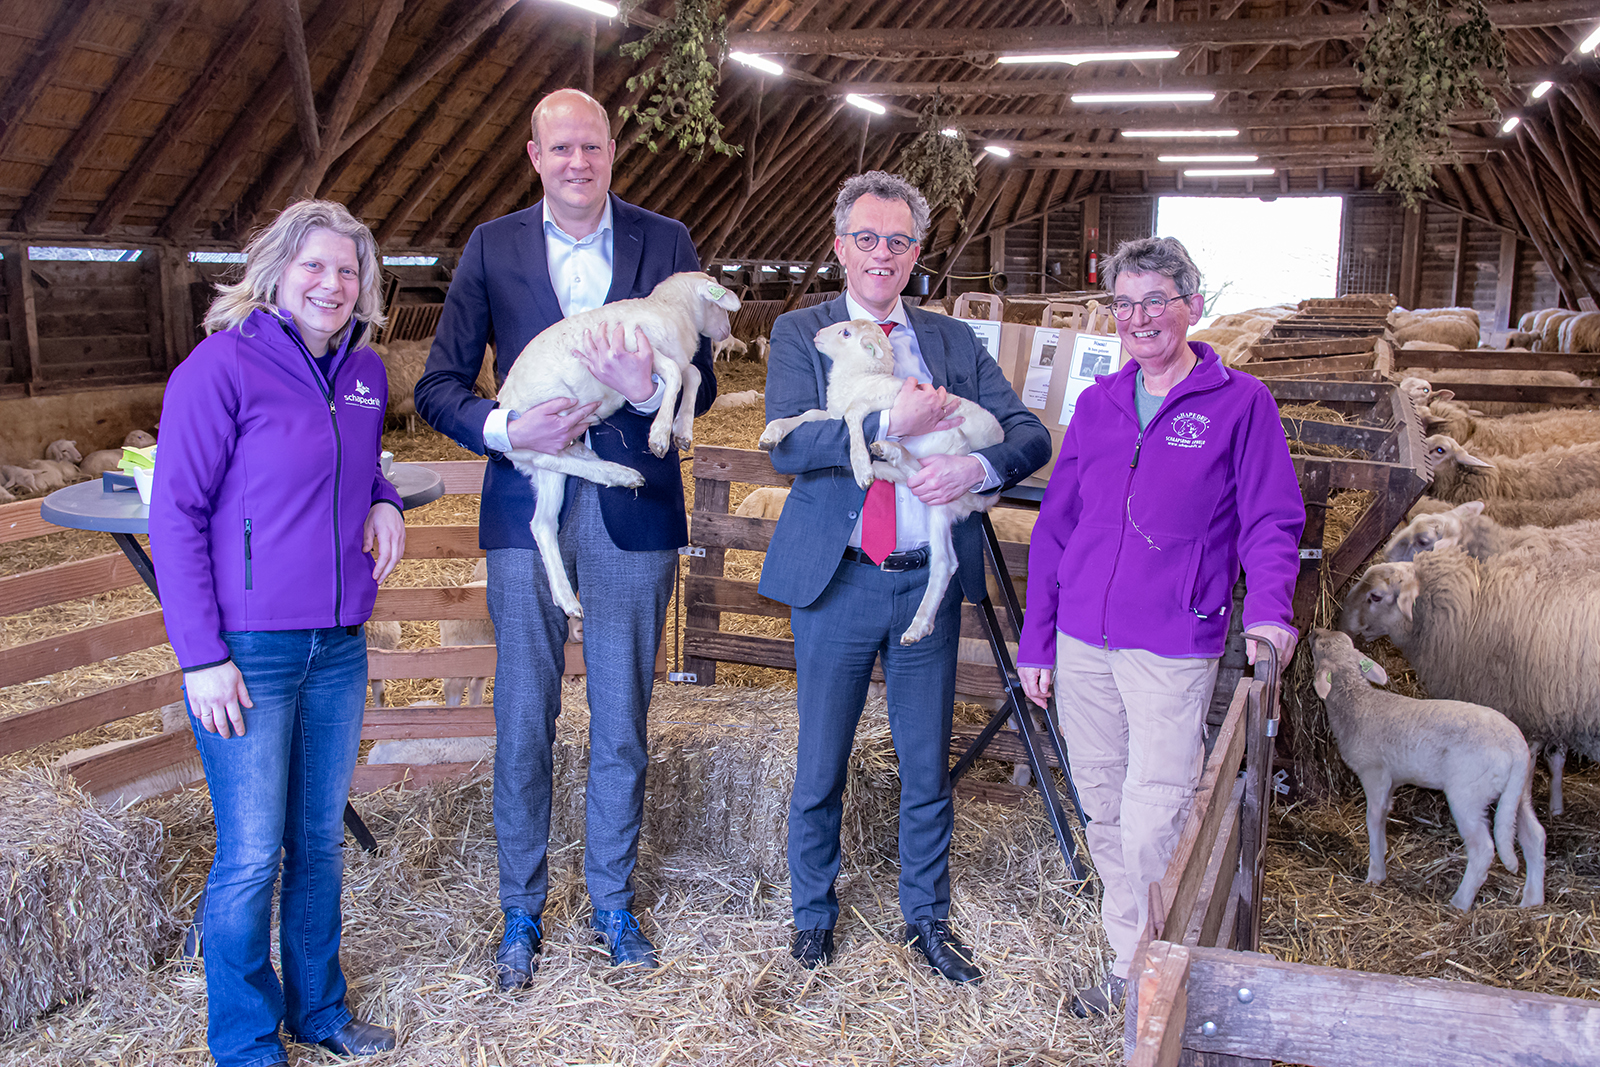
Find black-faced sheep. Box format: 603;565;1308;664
1310;628;1545;909
1423;434;1600;504
1385;500;1600;565
1341;548;1600;815
1422;399;1600;457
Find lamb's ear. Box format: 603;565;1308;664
1432;389;1455;402
1396;567;1420;622
1313;669;1333;699
1455;500;1485;516
1357;656;1389;685
702;279;741;311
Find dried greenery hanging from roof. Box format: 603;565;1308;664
617;0;741;160
894;96;978;222
1355;0;1508;209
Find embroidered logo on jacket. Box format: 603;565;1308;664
343;378;383;409
1166;412;1210;450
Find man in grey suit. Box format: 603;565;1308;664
414;89;715;988
759;172;1050;983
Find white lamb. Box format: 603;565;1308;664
1386;500;1600;565
1310;628;1544;909
751;336;771;362
759;319;1003;644
1341;548;1600;816
1408;490;1600;529
712;336;748;361
364;620;401;707
45;439;82;463
1423;434;1600;504
706;389;763;413
1423;398;1600;457
81;429;161;479
733;486;789;520
0;465;41;495
441;557;493;708
495;271;740;617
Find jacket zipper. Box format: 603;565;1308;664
244;518;253;590
280;318;349;623
1102;430;1143;647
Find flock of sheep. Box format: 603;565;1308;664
0;430;156;503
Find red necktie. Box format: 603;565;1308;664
860;321;897;565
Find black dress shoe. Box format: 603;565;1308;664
494;907;543;991
904;918;982;984
317;1019;396;1056
790;928;835;969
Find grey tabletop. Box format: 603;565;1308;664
39;463;445;534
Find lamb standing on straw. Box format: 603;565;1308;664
495;271;740;617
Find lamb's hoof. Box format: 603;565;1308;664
565;604;584;620
757;429;782;451
621;472;646;489
900;626;932;646
1520;889;1544;908
674;433;693;452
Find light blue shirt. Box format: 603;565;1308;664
843;291;1002;552
484;198;664;453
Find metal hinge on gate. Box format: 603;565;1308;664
1299;548;1323;560
1266;716;1280;737
678;546;706;557
667;671;698;683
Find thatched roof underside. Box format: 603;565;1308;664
1;0;1599;295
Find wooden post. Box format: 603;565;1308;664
583;17;596;94
158;246;195;369
1397;201;1423;309
1449;215;1467;308
1493;232;1517;333
1039;210;1050;293
2;244;42;394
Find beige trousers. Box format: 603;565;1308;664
1054;633;1219;979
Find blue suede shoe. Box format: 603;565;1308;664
590;909;659;968
494;907;543;991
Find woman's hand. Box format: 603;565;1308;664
1244;624;1298;670
365;503;406;583
185;662;252;738
1019;666;1054;709
573;322;657;405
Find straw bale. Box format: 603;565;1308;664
0;768;168;1033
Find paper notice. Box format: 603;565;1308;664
1059;333;1123;427
1023;328;1060;410
966;321;1003;364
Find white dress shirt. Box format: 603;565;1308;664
841;292;1002;552
484;199;664;453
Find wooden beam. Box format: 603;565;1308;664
1;243;42;394
0;671;183;758
86;8;270;235
929;172;1011;293
11;0;198;232
0;611;167;689
729;1;1600;53
1450;214;1467;307
295;0;407;197
276;0;322;160
1514;140;1600;306
1132;940;1190;1067
1398;200;1422;309
0;0;106;163
1486;159;1577;307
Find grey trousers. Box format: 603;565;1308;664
486;481;676;916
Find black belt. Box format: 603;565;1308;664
842;545;930;572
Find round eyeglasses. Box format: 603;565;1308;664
842;230;918;255
1110;293;1196;320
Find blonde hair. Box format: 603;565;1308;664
530;88;610;147
203;199;387;341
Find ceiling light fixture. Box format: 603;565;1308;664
845;94;887;115
1073;91;1216;104
1530;80;1553;100
729;52;785;77
941;128;962;138
548;0;619;17
984;145;1012;157
996;50;1180;65
1158;153;1260;163
1183;167;1275;177
1501;115;1521;133
1121;129;1240;138
1581;23;1600;53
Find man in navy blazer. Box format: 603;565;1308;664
760;172;1049;983
414;89;715;988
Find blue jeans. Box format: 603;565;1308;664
187;627;367;1067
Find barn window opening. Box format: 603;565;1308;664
383;255;439;266
189;251;248;263
29;246;142;262
1153;195;1344;323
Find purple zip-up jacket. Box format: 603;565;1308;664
1018;342;1304;665
149;308;403;672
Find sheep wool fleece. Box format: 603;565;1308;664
151;309;402;671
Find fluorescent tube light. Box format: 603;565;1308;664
1501;115;1521;133
845;94;887;115
548;0;619;17
996;50;1180;65
730;52;785;77
1157;154;1260;163
984;145;1012;157
1183;167;1275;177
1581;23;1600;53
1121;129;1239;138
1073;91;1216;104
941;128;962;138
1530;81;1553;100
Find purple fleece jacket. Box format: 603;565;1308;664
1018;342;1304;665
149;308;402;672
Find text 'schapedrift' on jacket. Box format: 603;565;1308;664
1018;341;1305;664
150;308;403;672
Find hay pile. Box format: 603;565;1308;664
0;768;168;1033
0;682;1121;1067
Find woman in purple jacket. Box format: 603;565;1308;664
1017;237;1303;1028
150;200;405;1067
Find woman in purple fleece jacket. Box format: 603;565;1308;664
149;201;404;1067
1017;237;1304;1027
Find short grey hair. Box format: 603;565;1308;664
834;171;932;242
1102;236;1203;297
204;199;386;340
